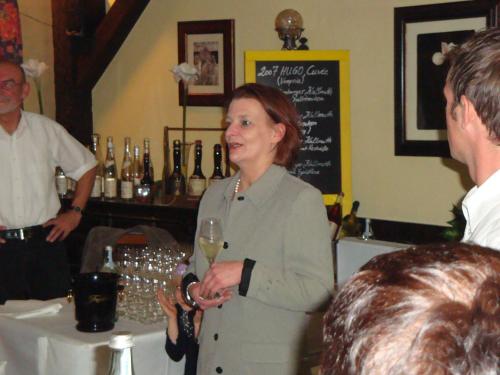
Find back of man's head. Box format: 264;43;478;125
322;242;500;375
446;27;500;140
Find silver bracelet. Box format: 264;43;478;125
184;281;199;309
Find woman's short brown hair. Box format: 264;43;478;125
227;83;302;169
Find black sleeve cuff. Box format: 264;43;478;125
238;258;255;296
181;272;199;300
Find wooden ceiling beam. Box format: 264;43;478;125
76;0;150;90
51;0;150;144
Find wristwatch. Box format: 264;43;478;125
71;206;83;214
184;281;199;309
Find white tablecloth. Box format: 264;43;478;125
336;237;407;286
0;298;185;375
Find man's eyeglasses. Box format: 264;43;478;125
0;79;23;91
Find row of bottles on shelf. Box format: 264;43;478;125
164;140;230;197
90;134;155;200
327;194;373;241
54;134;232;201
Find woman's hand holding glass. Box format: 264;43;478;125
189;281;233;310
198;261;244;300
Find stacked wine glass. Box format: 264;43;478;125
115;245;188;324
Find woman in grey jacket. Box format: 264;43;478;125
182;83;334;375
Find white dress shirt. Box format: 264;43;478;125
0;111;96;229
461;168;500;250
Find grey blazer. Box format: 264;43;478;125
188;165;334;375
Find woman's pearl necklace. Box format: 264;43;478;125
234;178;241;195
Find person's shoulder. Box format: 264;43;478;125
280;171;323;199
23;111;64;131
203;177;232;197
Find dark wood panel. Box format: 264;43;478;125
359;217;448;245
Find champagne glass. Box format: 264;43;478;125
198;217;224;299
198;217;224;265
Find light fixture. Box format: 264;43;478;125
275;9;304;50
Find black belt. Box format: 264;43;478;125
0;225;49;241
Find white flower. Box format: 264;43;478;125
171;62;199;85
431;42;458;66
21;59;48;78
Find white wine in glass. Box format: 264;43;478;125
198;217;224;265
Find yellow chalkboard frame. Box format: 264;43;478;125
245;50;352;209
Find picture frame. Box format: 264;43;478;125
394;0;498;157
177;19;235;107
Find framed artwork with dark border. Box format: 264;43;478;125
394;0;498;157
177;19;235;107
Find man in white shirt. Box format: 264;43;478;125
444;27;500;250
0;60;97;303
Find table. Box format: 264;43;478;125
0;298;185;375
336;237;407;286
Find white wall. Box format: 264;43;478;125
19;0;474;226
18;0;55;119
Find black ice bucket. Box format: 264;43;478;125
73;272;119;332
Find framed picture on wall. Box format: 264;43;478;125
394;0;499;157
177;19;235;107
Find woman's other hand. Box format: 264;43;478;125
157;287;177;320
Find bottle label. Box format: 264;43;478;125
91;175;102;197
208;177;223;186
105;160;115;168
188;178;206;196
122;160;131;170
66;178;76;192
133;177;141;187
120;180;133;199
104;178;117;198
56;176;67;196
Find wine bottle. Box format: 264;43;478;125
131;145;142;188
100;245;118;274
361;218;374;240
341;200;361;237
106;331;136;375
90;133;103;198
55;166;67;198
120;137;133;200
166;140;186;195
137;138;153;199
104;136;117;199
328;192;344;241
209;143;224;185
143;138;154;182
188;140;207;197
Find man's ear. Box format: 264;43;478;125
459;95;481;129
21;81;30;100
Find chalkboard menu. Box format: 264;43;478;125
245;51;351;205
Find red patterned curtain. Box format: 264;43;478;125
0;0;22;64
